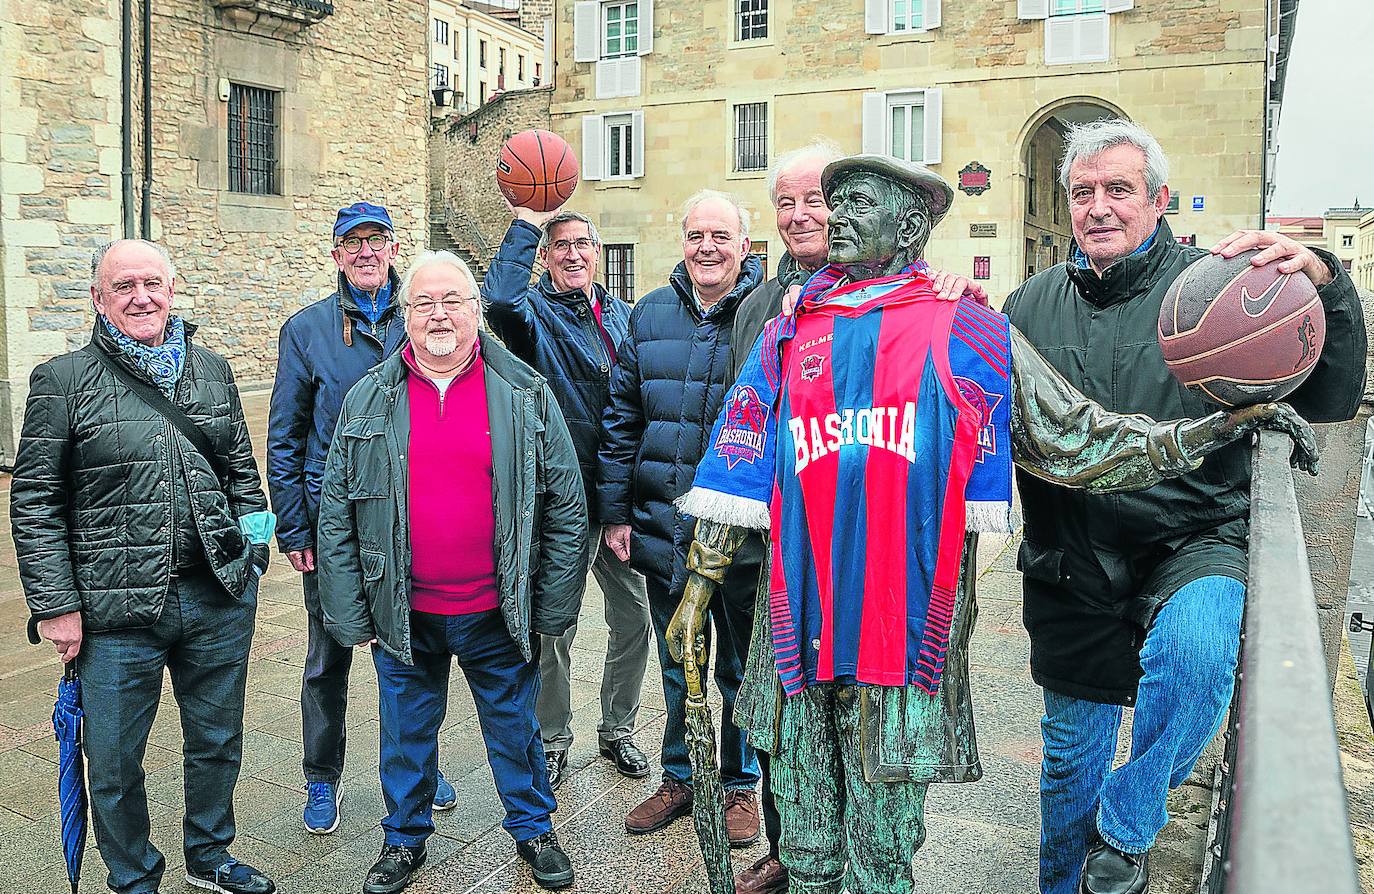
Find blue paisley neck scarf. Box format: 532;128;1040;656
101;315;188;398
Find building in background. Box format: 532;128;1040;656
429;0;548;115
0;0;429;461
546;0;1299;302
1356;208;1374;292
1267;201;1366;274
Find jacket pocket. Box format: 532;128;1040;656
1017;539;1066;585
360;549;386;584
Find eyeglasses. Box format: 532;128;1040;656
337;233;391;254
549;238;596;254
108;277;167;298
410;292;473;315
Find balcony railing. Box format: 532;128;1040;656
212;0;333;36
1201;430;1361;893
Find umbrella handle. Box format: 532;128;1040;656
64;663;77;683
683;634;708;705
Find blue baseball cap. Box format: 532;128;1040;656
333;202;394;239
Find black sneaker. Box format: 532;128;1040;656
516;830;574;890
185;858;275;894
363;843;427;894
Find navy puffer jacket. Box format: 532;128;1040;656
482;220;631;516
597;256;764;590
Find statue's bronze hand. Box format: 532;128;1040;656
1218;402;1320;475
667;573;712;668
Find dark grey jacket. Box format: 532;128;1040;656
1005;219;1367;704
14;322;269;642
315;335;589;664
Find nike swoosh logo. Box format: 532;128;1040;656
1239;276;1286;317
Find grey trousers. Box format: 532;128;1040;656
536;527;651;752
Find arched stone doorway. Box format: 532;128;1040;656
1018;99;1125;279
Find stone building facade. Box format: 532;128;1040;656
548;0;1293;301
0;0;429;461
429;0;547;115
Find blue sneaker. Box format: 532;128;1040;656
432;771;457;811
185;858;276;894
303;780;342;834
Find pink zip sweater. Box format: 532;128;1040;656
403;343;500;615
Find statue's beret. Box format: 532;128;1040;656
821;154;955;226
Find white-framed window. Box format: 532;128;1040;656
737;0;768;41
1343;234;1355;248
432;63;450;89
433;18;449;45
861;89;942;165
732;102;769;173
865;0;940;35
603;2;639;58
1019;0;1131;64
575;1;653;98
582;111;645;181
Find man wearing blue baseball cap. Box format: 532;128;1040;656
267;202;457;836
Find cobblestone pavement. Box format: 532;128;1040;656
0;390;1214;894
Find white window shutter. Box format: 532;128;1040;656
1018;0;1049;20
921;88;942;164
924;0;941;30
638;0;654;55
543;20;554;82
865;0;887;34
622;56;642;96
1078;13;1110;61
573;1;599;62
1104;0;1133;11
595;60;615;98
1044;15;1076;64
631;110;645;178
861;92;885;154
582;115;605;180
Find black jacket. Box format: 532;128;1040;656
598;256;765;590
14;322;269;642
1005;219;1367;704
482;220;632;517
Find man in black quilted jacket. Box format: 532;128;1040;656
13;239;275;894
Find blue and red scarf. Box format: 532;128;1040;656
679;262;1013;695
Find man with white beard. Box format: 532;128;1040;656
317;251;588;894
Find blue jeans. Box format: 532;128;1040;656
646;573;760;790
372;609;555;846
80;568;258;894
1039;575;1244;894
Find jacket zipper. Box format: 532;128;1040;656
578;302;612;375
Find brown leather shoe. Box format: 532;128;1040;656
625;779;692;834
724;788;761;847
734;853;787;894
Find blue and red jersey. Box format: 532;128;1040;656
681;264;1014;696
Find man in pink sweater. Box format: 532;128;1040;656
317;251;588;894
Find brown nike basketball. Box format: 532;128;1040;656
1158;249;1325;408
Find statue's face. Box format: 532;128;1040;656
826;173;903;268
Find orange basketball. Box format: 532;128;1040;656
496;129;579;213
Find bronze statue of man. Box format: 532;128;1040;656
666;154;1316;894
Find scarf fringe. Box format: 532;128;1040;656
675;488;771;530
965;500;1020;534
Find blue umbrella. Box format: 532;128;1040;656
53;663;87;894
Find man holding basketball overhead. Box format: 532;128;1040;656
1004;119;1366;894
482;203;653;794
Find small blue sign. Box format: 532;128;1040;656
1192;196;1205;211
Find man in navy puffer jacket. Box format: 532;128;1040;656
598;190;765;845
483;206;653;793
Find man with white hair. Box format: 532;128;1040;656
317;251;588;893
483;204;651;792
599;189;765;843
1004;118;1366;894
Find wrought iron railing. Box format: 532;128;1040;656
1200;430;1360;894
445;207;490;259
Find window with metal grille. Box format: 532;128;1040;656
227;83;278;196
605;114;635;178
736;0;767;40
750;240;769;279
889;0;924;32
432;63;450;88
434;18;449;44
603;2;639;59
733;102;767;173
604;244;636;302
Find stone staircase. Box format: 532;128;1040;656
428;218;488;285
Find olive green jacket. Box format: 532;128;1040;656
316;335;588;665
